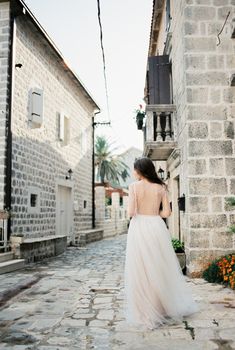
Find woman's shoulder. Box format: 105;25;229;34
128;181;138;192
129;181;138;188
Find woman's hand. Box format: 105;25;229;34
160;187;171;218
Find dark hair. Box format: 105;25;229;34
134;157;166;187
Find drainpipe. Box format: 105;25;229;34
92;110;101;228
5;3;16;240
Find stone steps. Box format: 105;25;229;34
74;229;104;247
0;259;25;275
0;252;14;263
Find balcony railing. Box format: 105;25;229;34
143;104;177;160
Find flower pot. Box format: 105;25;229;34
10;235;24;258
136;112;145;130
0;210;10;219
176;252;186;270
137;119;143;130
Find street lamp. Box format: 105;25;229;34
66;169;73;180
157;167;170;181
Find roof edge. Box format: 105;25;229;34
12;0;100;111
148;0;165;57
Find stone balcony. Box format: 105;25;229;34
143;104;177;161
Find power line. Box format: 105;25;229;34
97;0;111;123
217;11;230;46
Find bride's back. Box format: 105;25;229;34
133;180;164;216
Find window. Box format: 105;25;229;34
29;88;43;127
58;113;70;146
27;187;40;214
30;194;37;207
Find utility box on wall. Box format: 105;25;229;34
178;194;185;212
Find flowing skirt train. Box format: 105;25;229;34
124;214;199;329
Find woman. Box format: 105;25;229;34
124;157;199;330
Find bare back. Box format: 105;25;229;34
128;180;171;218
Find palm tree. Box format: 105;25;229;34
95;136;129;185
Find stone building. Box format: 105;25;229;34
143;0;235;275
0;0;100;266
118;147;143;188
95;185;128;239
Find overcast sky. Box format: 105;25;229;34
26;0;153;152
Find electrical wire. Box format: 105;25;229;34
97;0;111;123
217;11;230;46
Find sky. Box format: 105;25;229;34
26;0;153;152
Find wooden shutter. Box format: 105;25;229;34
148;55;171;104
29;88;43;125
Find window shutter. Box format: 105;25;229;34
148;55;172;104
59;113;65;141
29;88;43;125
166;0;171;32
64;116;70;145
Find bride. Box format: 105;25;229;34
124;157;199;330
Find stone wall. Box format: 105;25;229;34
0;2;10;210
184;0;235;274
152;0;235;275
95;186;128;237
10;15;95;241
10;234;67;263
156;0;190;245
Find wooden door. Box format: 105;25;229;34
57;185;73;238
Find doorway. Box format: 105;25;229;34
56;183;73;241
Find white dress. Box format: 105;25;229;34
124;180;199;329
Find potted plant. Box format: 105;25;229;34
0;208;11;220
171;237;186;271
135;104;145;130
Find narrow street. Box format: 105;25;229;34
0;234;235;350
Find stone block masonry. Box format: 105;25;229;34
10;15;95;243
10;234;67;263
183;0;235;274
158;0;235;275
0;2;10;209
0;2;100;263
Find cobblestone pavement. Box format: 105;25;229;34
0;233;235;350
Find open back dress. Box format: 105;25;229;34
124;180;199;329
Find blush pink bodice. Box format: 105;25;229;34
128;180;171;218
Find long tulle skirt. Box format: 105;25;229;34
124;214;199;329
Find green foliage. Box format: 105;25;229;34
202;260;223;284
226;197;235;207
226;197;235;234
228;225;235;234
95;136;129;184
171;238;184;253
105;197;111;206
202;254;235;290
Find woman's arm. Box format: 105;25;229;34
159;187;171;218
128;183;136;218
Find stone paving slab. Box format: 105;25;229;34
0;233;235;349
